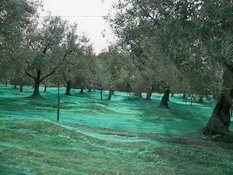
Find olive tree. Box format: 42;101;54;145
24;16;79;98
109;0;233;137
0;0;39;83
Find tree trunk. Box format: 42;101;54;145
100;89;103;100
26;68;57;99
20;85;23;92
145;91;152;101
88;89;91;92
203;94;231;136
206;96;211;101
5;81;7;86
30;69;42;98
57;86;60;122
182;91;187;101
190;94;193;107
14;84;17;89
65;80;72;96
138;93;142;98
197;95;204;103
108;90;114;100
80;88;84;93
31;81;42;98
203;66;233;137
44;86;47;92
158;89;170;109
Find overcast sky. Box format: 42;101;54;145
42;0;116;54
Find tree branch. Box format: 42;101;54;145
66;61;76;65
28;42;35;51
57;49;73;65
39;49;73;83
39;50;73;83
135;0;158;25
39;66;58;83
25;71;36;80
63;49;73;61
42;42;50;54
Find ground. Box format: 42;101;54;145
0;85;233;175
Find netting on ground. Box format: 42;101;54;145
1;85;233;175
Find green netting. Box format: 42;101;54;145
0;85;233;175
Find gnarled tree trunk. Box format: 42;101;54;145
65;80;72;96
145;91;152;101
30;69;42;98
32;80;42;98
108;90;114;100
26;68;57;98
158;89;170;109
203;65;233;137
20;85;23;92
204;94;231;136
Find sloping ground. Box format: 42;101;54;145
0;85;233;175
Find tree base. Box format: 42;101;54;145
165;129;233;149
197;98;204;104
145;92;152;101
29;94;44;99
65;92;72;96
205;112;230;135
158;102;169;109
199;127;233;143
202;126;231;138
211;132;233;142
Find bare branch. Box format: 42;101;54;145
39;49;73;83
39;66;58;83
42;42;50;54
25;71;36;80
39;50;73;82
65;60;76;65
62;49;73;61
